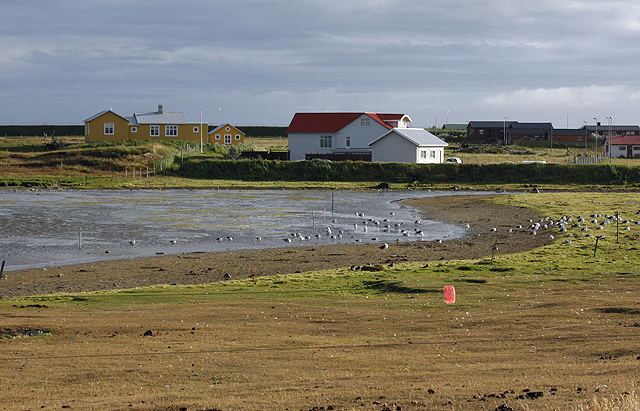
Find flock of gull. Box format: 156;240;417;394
486;207;636;245
126;211;442;250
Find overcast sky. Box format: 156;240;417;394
2;0;639;128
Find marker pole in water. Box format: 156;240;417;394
444;285;455;304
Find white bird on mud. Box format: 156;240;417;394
129;239;136;246
380;242;389;249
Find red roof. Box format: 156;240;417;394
607;135;640;145
287;112;404;133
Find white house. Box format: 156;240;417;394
369;128;448;163
287;112;412;161
605;135;640;158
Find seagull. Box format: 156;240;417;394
490;228;496;232
380;242;389;249
283;238;291;243
465;223;470;229
216;237;223;242
256;236;262;242
129;239;136;246
170;239;177;244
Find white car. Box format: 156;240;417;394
445;157;462;164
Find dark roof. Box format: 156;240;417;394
552;129;587;135
585;125;640;132
468;121;516;128
510;122;552;130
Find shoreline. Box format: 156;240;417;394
0;194;551;298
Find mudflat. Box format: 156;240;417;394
1;194;551;298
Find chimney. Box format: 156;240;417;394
157;105;163;114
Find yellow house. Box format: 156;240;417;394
83;105;206;143
208;124;245;145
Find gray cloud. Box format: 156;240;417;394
1;0;639;127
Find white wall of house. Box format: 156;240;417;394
371;133;418;163
337;115;392;150
371;131;445;163
288;133;335;160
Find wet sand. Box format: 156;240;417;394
0;194;550;298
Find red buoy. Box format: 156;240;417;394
444;285;456;304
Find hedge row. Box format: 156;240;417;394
173;159;640;185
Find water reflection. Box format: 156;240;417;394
0;189;468;270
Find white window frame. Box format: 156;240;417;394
104;123;114;135
131;126;137;133
235;134;241;140
429;150;436;159
150;125;160;137
215;134;221;140
420;150;427;159
165;125;178;137
361;118;370;127
224;134;232;144
193;126;199;133
345;136;351;147
320;135;332;148
619;146;626;151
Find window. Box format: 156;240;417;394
577;136;582;142
215;134;221;140
634;146;640;151
619;146;626;151
165;125;178;137
429;151;436;159
320;135;332;148
420;150;427;159
131;127;137;133
479;129;485;135
361;118;370;127
104;123;114;135
85;123;90;135
345;136;351;147
193;126;199;133
224;134;231;144
235;134;241;140
150;125;160;136
225;126;230;131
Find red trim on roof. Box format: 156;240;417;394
287;112;405;133
607;135;640;145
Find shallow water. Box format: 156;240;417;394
0;189;472;271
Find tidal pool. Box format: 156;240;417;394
0;189;474;271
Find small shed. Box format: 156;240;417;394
369;128;448;163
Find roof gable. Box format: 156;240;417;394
370;128;448;147
133;111;188;124
82;110;129;123
209;123;245;135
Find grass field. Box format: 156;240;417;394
1;193;640;410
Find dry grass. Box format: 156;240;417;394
1;269;639;411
